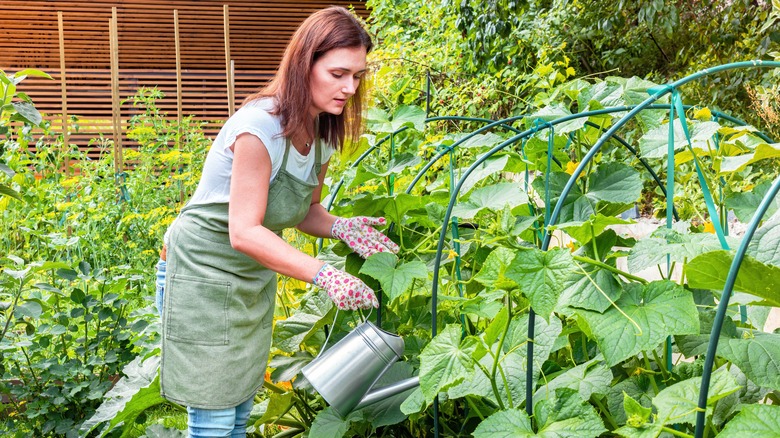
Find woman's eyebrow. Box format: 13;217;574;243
331;66;367;74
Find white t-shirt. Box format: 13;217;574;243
186;98;336;207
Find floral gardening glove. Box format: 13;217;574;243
331;216;400;259
313;264;379;310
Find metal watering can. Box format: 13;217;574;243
301;320;419;418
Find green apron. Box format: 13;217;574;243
160;140;322;409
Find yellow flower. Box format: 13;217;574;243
61;177;80;188
693;107;712;121
565;161;579;175
447;250;458;259
703;221;715;234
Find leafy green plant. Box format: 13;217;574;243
255;67;780;437
0;86;208;436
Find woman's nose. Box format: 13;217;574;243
342;78;358;95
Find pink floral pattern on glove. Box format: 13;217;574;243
313;264;379;310
331;216;400;259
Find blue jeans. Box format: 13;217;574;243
155;259;166;318
187;396;254;437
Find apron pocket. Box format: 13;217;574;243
166;273;231;345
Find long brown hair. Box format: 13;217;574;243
242;7;373;151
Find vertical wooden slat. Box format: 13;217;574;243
110;7;123;173
174;9;182;133
223;4;234;116
57;11;69;174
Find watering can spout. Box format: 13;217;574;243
354;376;420;410
301;321;419;418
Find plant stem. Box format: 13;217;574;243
590;223;600;261
465;396;486;420
490;293;511;404
271;428;305;438
592;395;618;430
572;255;648;284
476;360;505;410
21;347;43;393
652;348;671;380
0;280;24;344
660;426;694;438
581;332;590;361
642;353;660;394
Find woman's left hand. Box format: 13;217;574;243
331;216;399;259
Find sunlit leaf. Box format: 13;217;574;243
576;280;699;366
359;252;427;303
506;247;576;320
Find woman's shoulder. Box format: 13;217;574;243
233;98;279;124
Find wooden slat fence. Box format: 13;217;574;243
1;0;368;158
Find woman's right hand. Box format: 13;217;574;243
313;264;378;310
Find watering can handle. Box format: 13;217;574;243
315;307;374;359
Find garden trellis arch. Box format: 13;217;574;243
326;60;780;437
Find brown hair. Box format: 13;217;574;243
242;6;373;151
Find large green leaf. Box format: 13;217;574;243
252;392;294;425
558;260;622;314
638;119;721;159
0;183;23;201
471;408;534;437
419;324;479;401
720;142;780;173
455;154;510;195
530;104;587;134
686;250;780;307
359;252;427;303
726;179;780;223
614;369;739;436
273;291;334;353
717;331;780;391
627;228;730;273
652;368;739;426
366;104;426;133
309;406;365;438
359;152;422;179
473;246;519;291
506;247;576;321
452;131;506;149
533;358;613;406
576;281;699;366
80;355;164;436
607;375;657;427
534;163;642;222
719;404;780;437
447;314;562;406
140;424;186;437
474;388;605;437
11;101;42;126
555;214;633;244
747;211;780;266
452;182;528;220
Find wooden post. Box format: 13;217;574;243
110;7;123;173
57;11;70;175
174;9;185;203
223;4;234;116
174;9;183;137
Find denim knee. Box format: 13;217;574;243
187;396;254;438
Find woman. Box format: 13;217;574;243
156;7;398;437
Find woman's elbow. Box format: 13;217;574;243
229;228;252;253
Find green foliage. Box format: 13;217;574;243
0;86;207;436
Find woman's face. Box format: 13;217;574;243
309;46;367;117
